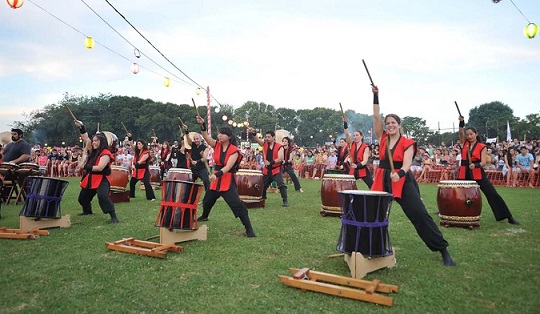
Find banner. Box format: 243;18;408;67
506;121;512;142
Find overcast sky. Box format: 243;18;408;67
1;0;538;135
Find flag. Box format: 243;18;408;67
506;121;512;142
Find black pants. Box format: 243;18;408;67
201;183;248;218
464;170;512;221
262;171;287;202
354;171;374;189
392;173;448;252
130;170;156;200
282;165;302;191
78;179;115;214
192;168;210;191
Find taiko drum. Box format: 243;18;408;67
166;168;193;182
437;180;482;228
320;174;357;217
109;165;129;192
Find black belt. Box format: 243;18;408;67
460;160;471;166
379;160;403;169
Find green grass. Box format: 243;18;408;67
0;178;539;313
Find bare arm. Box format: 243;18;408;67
248;127;264;146
372;86;384;141
196;116;216;148
92;154;111;172
458;116;465;145
275;146;284;164
343;117;352;145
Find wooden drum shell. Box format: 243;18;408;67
437;180;482;228
109;165;129;192
320;174;357;216
165;168;193;182
235;169;264;201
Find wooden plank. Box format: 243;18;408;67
0;233;36;239
365;280;380;294
279;275;393;307
288;268;398;294
105;242;166;258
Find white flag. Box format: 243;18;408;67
506;121;512;142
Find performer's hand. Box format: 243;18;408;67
469;164;475;170
458;116;464;122
127;132;132;138
372;85;379;94
390;171;400;182
264;160;270;166
350;163;357;169
209;174;216;182
196;116;204;125
74;120;84;128
192;160;197;165
342;117;348;123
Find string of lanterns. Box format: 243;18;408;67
492;0;538;39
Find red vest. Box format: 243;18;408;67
262;142;283;175
211;142;242;192
132;150;150;180
348;142;369;177
371;133;415;199
80;149;114;189
458;141;485;180
337;146;349;165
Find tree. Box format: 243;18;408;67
401;116;432;145
468;101;515;140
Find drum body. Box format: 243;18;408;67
437;180;482;228
0;162;19;181
336;190;393;257
235;169;264;202
16;163;41;192
155;180;203;230
165;168;193;182
320;174;357;216
19;176;69;219
149;166;161;186
109;165;129;192
39;166;48;177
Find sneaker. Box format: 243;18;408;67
78;212;93;216
197;216;209;222
150;198;156;201
110;217;119;224
297;188;304;193
282;201;289;207
246;228;256;238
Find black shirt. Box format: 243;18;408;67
190;143;207;170
2;139;31;163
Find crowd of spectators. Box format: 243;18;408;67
2;135;538;188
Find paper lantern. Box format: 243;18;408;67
84;37;94;49
524;23;538;39
196;87;201;95
232;122;237;127
164;77;171;87
134;48;141;58
131;63;140;74
7;0;24;9
228;120;233;125
222;115;228;121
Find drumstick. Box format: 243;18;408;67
339;102;345;118
192;98;201;117
63;103;78;121
177;117;185;126
202;157;212;175
386;134;395;173
362;59;375;86
121;122;129;134
454;101;463;117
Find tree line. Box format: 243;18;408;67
12;93;540;148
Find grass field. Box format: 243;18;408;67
0;177;539;313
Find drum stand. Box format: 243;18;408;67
106;237;183;258
344;251;396;279
109;190;130;203
19;215;71;230
279;268;398;306
159;225;208;244
0;227;49;240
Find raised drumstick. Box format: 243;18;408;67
362;59;375;86
454;101;463;117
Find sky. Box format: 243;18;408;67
0;0;539;136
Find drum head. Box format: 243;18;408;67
339;190;393;197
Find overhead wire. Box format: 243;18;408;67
25;0;192;89
103;0;224;106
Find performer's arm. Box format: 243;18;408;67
360;146;371;168
390;145;413;182
248;127;264;146
139;151;150;163
87;155;111;172
458;115;465;145
372;85;384;141
343;117;352;146
275;146;284;164
196;116;216;148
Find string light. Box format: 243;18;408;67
6;0;24;9
524;23;538;39
164;77;171;87
84;37;94;49
131;63;140;74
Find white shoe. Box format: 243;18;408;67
298;188;304;193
